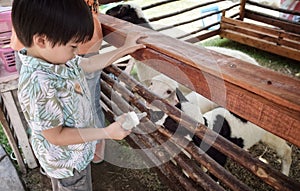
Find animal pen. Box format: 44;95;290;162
0;0;299;191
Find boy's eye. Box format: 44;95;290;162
71;46;77;49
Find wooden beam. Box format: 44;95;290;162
221;17;300;50
244;10;300;34
220;30;300;61
0;107;26;174
99;14;300;148
239;0;247;20
1;92;37;169
141;0;180;10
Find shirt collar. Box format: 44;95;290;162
19;49;82;79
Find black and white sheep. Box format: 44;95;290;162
148;74;218;114
148;75;292;176
106;3;153;29
200;107;292;176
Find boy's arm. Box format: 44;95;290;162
80;32;146;73
42;113;133;146
42;121;129;146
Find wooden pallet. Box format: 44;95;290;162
219;0;300;62
220;16;300;62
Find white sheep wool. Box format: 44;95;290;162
152;74;179;91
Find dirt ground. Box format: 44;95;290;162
21;139;175;191
21;137;300;191
21;161;173;191
21;140;300;191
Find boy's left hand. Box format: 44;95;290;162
121;32;147;54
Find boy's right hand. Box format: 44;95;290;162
104;113;132;140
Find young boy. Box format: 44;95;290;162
10;0;106;163
12;0;146;190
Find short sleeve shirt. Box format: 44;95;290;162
18;50;96;179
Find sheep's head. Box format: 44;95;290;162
106;3;153;29
148;74;179;109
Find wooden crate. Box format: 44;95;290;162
220;0;300;62
0;73;37;174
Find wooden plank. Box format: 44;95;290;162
239;0;247;20
155;1;241;32
221;22;278;43
1;91;37;169
220;30;300;61
247;0;300;16
222;16;300;42
278;32;300;50
280;31;300;42
185;30;220;43
100;78;212;191
0;107;26;174
220;21;300;50
222;16;281;36
141;0;180;10
244;9;300;34
99;14;300;147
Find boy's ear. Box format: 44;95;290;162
32;34;47;48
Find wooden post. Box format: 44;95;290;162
1;92;37;169
239;0;247;20
0;107;26;174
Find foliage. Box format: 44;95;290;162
0;123;12;154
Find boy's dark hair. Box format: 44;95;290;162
12;0;94;47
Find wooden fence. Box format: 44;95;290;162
98;8;300;190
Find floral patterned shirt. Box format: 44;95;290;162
18;50;96;179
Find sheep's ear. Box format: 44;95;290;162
120;4;130;15
175;88;188;103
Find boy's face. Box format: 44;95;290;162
40;39;79;65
